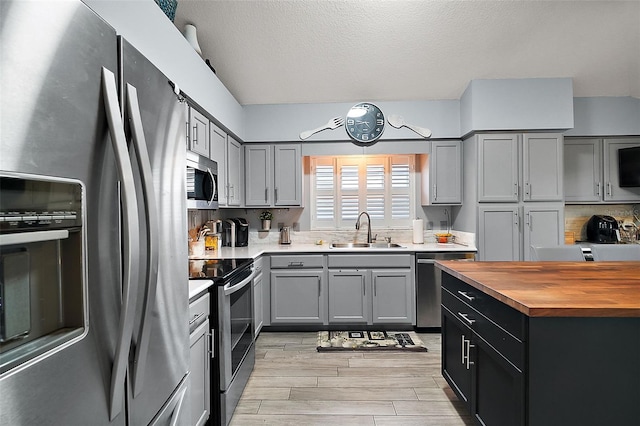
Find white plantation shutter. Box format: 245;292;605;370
311;155;415;229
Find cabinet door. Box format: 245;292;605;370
274;144;302;206
226;136;243;206
430;141;462;204
328;270;368;324
471;336;525;426
253;270;263;336
188;107;209;157
270;270;326;324
371;269;413;324
522;134;563;201
603;138;640;202
478;134;519;202
210;123;228;206
189;320;210;426
441;306;472;411
478;205;521;261
522;204;564;261
564;138;602;203
244;144;272;206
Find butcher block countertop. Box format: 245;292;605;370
436;261;640;318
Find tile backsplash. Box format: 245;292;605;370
564;204;639;241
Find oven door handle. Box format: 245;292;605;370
223;267;256;296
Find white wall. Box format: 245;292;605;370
82;0;245;139
566;97;640;137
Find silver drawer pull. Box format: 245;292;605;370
288;261;304;267
457;290;475;301
189;312;206;326
457;312;475;326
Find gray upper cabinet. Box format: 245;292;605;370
209;123;228;207
478;134;519;202
274;144;302;206
244;143;302;207
478;133;563;203
564;138;602;203
522;204;565;261
421;141;463;205
564;137;640;203
226;136;243;206
603;138;640;202
522;134;563;201
244;144;272;206
188;107;209;157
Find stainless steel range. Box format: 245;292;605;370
189;258;256;426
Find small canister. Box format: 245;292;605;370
204;232;219;251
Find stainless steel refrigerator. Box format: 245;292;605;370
0;1;189;424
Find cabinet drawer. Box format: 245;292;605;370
442;274;525;340
328;254;411;269
189;292;210;333
271;255;324;269
442;289;524;370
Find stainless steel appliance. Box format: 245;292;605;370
189;258;256;426
187;150;219;210
586;215;620;243
280;226;292;244
416;252;475;330
1;2;189;424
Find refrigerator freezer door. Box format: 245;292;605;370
119;38;189;426
0;1;125;425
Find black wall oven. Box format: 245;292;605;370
189;258;255;426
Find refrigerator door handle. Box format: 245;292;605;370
102;67;142;421
125;83;161;397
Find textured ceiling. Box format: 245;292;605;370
173;0;640;106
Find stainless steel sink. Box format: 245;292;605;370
330;242;405;249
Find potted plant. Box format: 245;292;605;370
259;210;273;230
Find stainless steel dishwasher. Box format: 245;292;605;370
416;252;475;330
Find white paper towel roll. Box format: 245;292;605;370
413;219;424;244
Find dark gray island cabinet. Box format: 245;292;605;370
437;261;640;426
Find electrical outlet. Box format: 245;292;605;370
277;222;284;230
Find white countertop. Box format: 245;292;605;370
190;241;477;260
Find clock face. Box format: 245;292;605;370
345;103;385;145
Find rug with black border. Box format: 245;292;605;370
316;331;428;352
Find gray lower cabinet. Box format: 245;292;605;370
188;292;210;426
371;269;414;324
327;254;414;326
328;270;369;323
478;203;564;261
270;255;327;324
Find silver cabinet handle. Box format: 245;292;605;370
318;276;321;297
288;261;304;267
275;187;278;203
102;67;141;421
265;187;269;203
433;184;437;200
189;312;206;326
362;275;365;295
596;182;601;196
525;182;530;197
192;124;198;144
126;83;161;397
457;290;475;301
457;312;475;326
607;182;612;196
461;334;466;365
514;182;518;196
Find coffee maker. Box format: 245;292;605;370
233;218;249;247
586;215;620;243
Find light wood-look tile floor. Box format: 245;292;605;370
230;331;473;426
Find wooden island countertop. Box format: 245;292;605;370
436;261;640;317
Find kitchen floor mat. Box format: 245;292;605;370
316;331;428;352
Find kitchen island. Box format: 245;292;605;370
436;261;640;426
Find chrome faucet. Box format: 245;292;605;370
356;211;373;243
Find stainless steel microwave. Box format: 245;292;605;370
186;151;218;210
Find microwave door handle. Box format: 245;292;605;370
0;229;69;246
223;267;256;296
102;67;142;421
125;83;160;397
206;168;216;203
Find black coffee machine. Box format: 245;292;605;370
221;218;249;247
586;215;619;243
